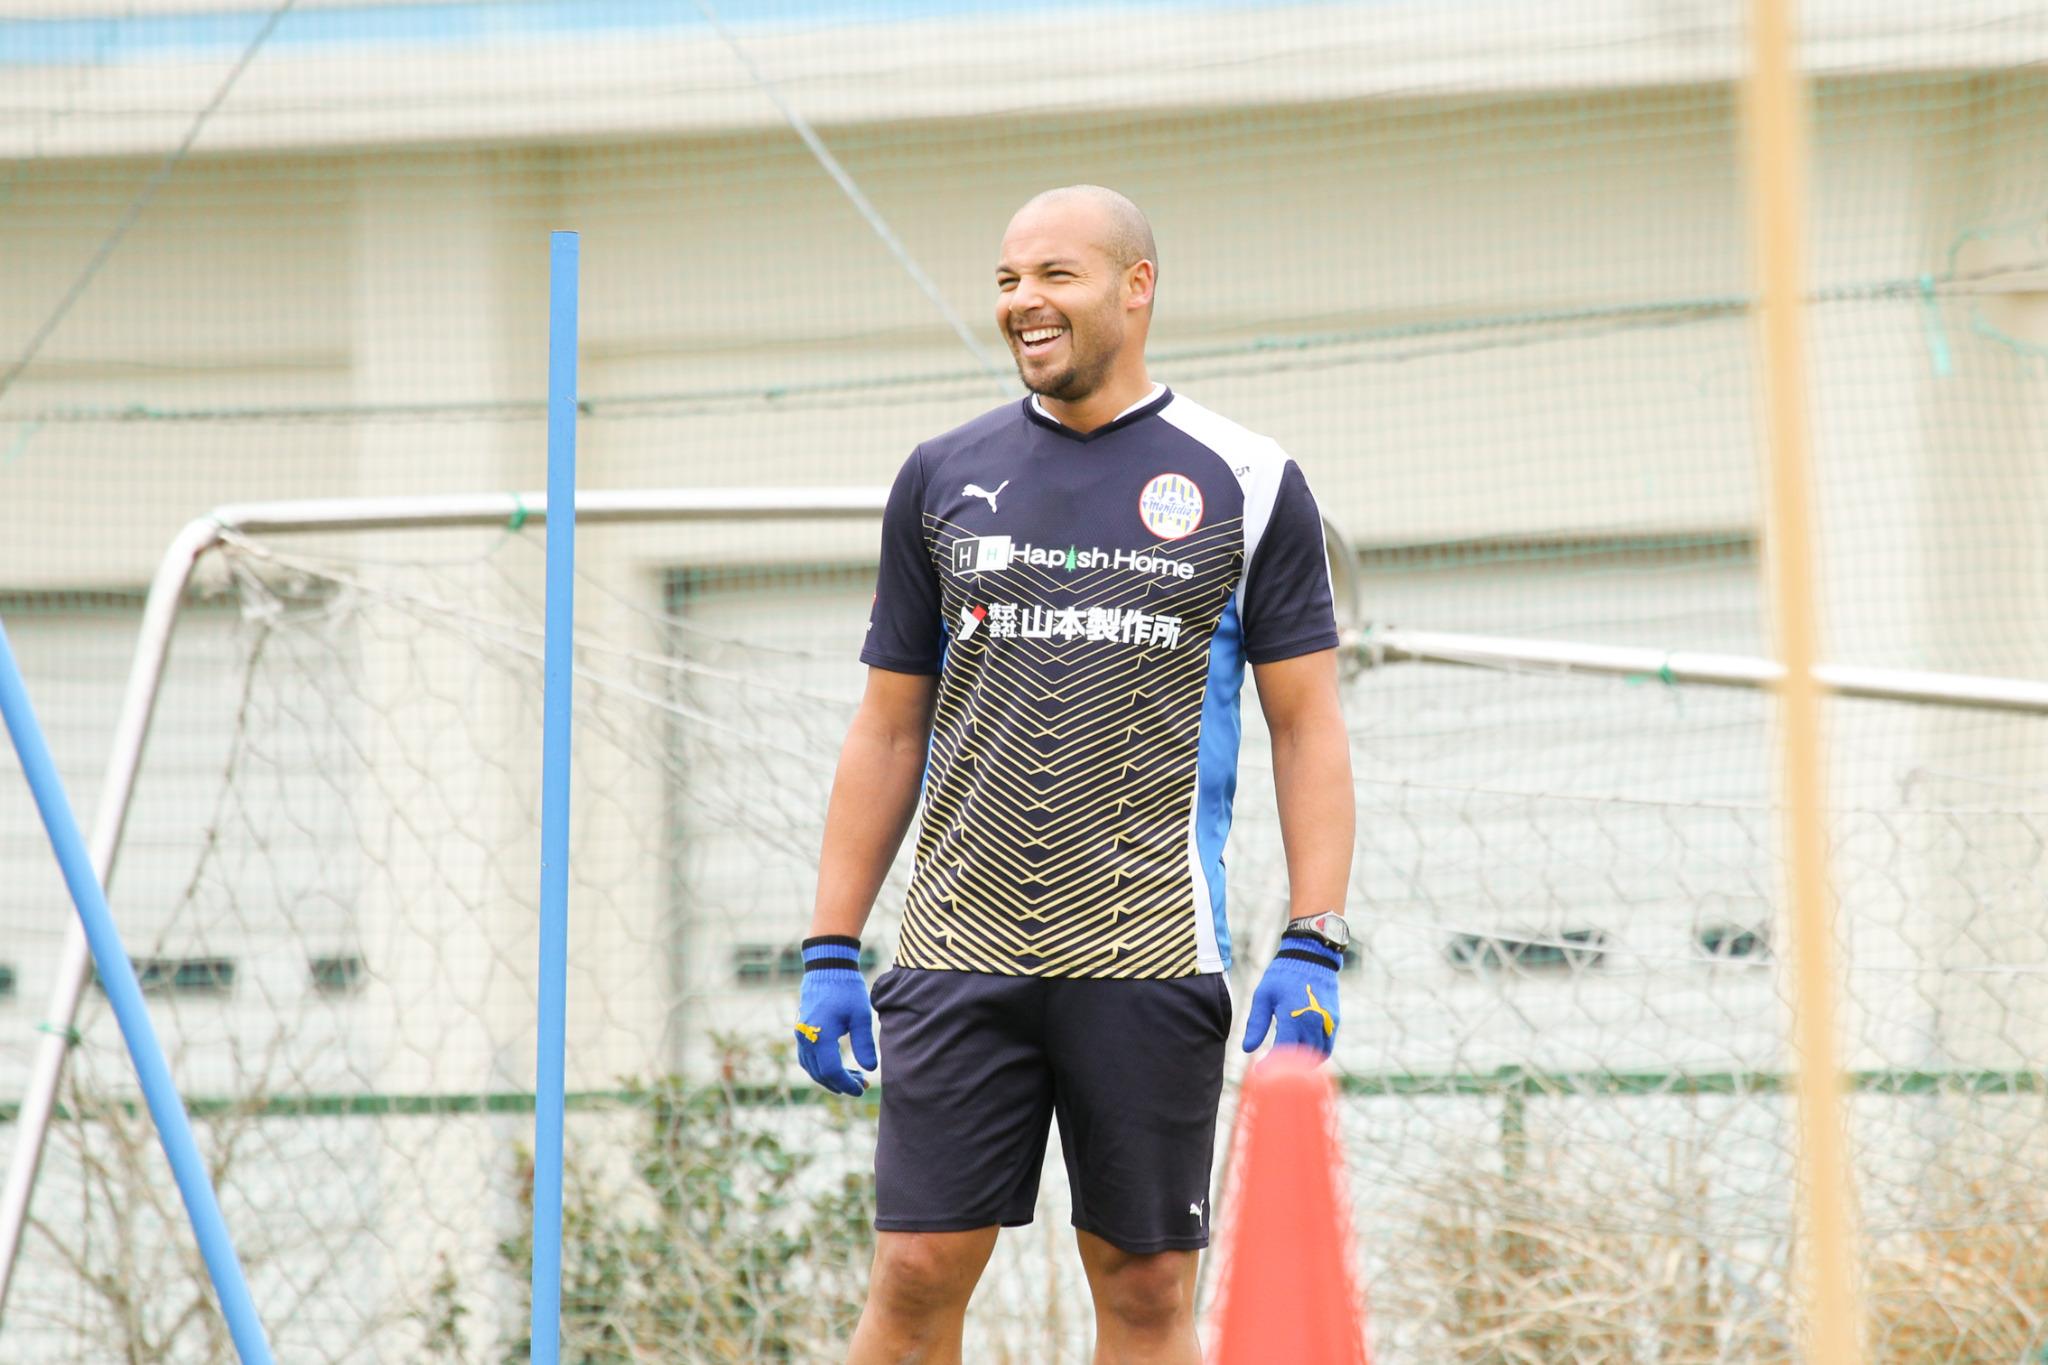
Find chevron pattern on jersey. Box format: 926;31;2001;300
895;511;1244;978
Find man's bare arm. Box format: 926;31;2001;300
1252;648;1354;919
808;666;940;939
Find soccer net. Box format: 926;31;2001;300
4;508;2047;1361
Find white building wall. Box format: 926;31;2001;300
4;79;2040;590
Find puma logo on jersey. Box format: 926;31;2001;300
964;480;1010;513
1289;984;1334;1037
1188;1199;1206;1222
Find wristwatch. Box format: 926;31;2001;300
1285;911;1350;952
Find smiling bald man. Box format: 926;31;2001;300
792;185;1357;1363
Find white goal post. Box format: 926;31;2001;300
0;489;895;1324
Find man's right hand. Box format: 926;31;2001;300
794;936;878;1096
1239;930;1343;1060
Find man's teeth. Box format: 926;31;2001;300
1019;327;1065;343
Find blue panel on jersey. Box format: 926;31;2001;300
1195;598;1246;967
922;626;951;798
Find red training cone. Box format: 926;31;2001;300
1208;1046;1370;1364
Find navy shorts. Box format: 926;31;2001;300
869;966;1231;1254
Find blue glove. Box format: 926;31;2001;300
794;936;877;1096
1240;930;1343;1059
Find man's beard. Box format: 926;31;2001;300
1017;334;1117;402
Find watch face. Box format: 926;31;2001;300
1295;913;1349;949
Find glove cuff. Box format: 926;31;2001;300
801;935;862;971
1276;931;1343;971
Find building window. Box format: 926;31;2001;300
734;941;880;984
309;955;365;994
114;957;237;996
734;943;776;984
1446;930;1607;972
1698;924;1769;961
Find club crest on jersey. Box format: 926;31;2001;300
1137;473;1204;540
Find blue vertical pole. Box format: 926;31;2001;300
0;621;275;1365
530;229;578;1365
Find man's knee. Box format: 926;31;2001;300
866;1231;990;1322
1090;1248;1196;1332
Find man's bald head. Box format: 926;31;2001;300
1013;185;1157;273
995;185;1158;419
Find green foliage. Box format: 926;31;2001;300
498;1038;876;1363
412;1255;473;1364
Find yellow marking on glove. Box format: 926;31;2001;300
1288;984;1334;1037
794;1021;821;1043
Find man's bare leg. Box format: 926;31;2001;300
847;1227;1000;1364
1075;1229;1201;1364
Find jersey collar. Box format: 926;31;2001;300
1024;383;1172;443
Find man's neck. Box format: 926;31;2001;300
1035;368;1156;434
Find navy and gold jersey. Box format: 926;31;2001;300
861;387;1338;978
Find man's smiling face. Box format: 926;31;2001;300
995;198;1139;403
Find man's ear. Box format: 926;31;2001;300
1125;259;1156;312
